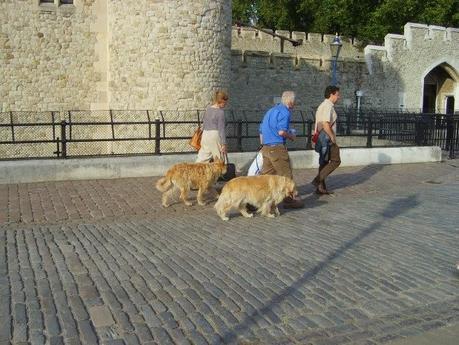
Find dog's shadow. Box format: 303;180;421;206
281;193;328;214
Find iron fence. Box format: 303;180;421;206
0;109;457;160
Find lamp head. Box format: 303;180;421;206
330;33;342;59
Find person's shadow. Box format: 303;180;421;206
298;152;391;195
219;194;420;344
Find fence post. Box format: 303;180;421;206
447;116;455;159
60;120;67;158
415;117;426;146
237;119;243;152
306;120;313;150
366;116;373;148
346;111;351;135
154;117;161;155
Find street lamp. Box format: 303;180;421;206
330;33;342;86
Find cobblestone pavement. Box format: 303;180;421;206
0;159;458;345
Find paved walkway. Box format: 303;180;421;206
0;159;458;345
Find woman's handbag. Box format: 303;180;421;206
220;153;236;181
189;126;203;151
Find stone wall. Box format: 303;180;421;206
231;23;459;113
0;1;457;116
108;0;232;111
229;48;399;113
230;26;401;112
364;23;459;112
0;0;102;111
0;0;232;112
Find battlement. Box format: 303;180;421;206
364;22;459;64
231;49;366;75
231;26;364;60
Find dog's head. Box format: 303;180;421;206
283;177;298;199
212;158;227;175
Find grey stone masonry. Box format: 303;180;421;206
0;159;458;344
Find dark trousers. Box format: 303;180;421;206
316;143;341;183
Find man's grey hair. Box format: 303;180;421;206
281;91;296;105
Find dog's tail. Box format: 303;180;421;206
155;176;172;192
214;192;225;211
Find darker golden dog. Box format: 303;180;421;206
156;159;227;207
214;175;298;220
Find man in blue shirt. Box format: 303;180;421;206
259;91;303;208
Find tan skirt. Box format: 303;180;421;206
196;130;223;162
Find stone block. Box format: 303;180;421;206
88;305;115;328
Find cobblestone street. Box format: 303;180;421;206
0;159;458;345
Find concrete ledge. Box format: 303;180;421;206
0;146;442;184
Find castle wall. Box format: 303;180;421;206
0;1;457;116
231;27;364;60
231;23;459;113
229;50;400;113
108;0;232;112
0;0;232;112
364;23;459;112
0;0;103;112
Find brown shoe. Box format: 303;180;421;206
311;177;320;187
315;184;329;195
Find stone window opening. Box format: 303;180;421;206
39;0;74;6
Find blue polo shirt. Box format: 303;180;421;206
259;103;291;145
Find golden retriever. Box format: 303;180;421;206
156;159;227;207
214;175;298;221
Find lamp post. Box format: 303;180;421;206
330;33;342;86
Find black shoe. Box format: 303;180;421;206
246;204;258;212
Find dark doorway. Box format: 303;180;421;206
445;96;455;114
422;84;436;113
422;64;458;113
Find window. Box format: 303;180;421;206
39;0;74;5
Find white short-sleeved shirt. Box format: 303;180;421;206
315;99;337;133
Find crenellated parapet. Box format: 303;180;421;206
231;48;367;75
364;22;459;74
231;26;364;61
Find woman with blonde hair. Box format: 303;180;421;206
196;90;228;162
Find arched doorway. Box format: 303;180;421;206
422;63;458;114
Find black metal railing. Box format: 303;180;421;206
0;109;457;160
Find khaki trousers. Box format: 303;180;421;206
196;130;223;162
261;145;293;180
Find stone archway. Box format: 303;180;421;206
422;63;458;113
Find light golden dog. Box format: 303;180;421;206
156;159;227;207
214;175;298;221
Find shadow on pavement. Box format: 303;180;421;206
319;163;386;193
220;194;420;343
